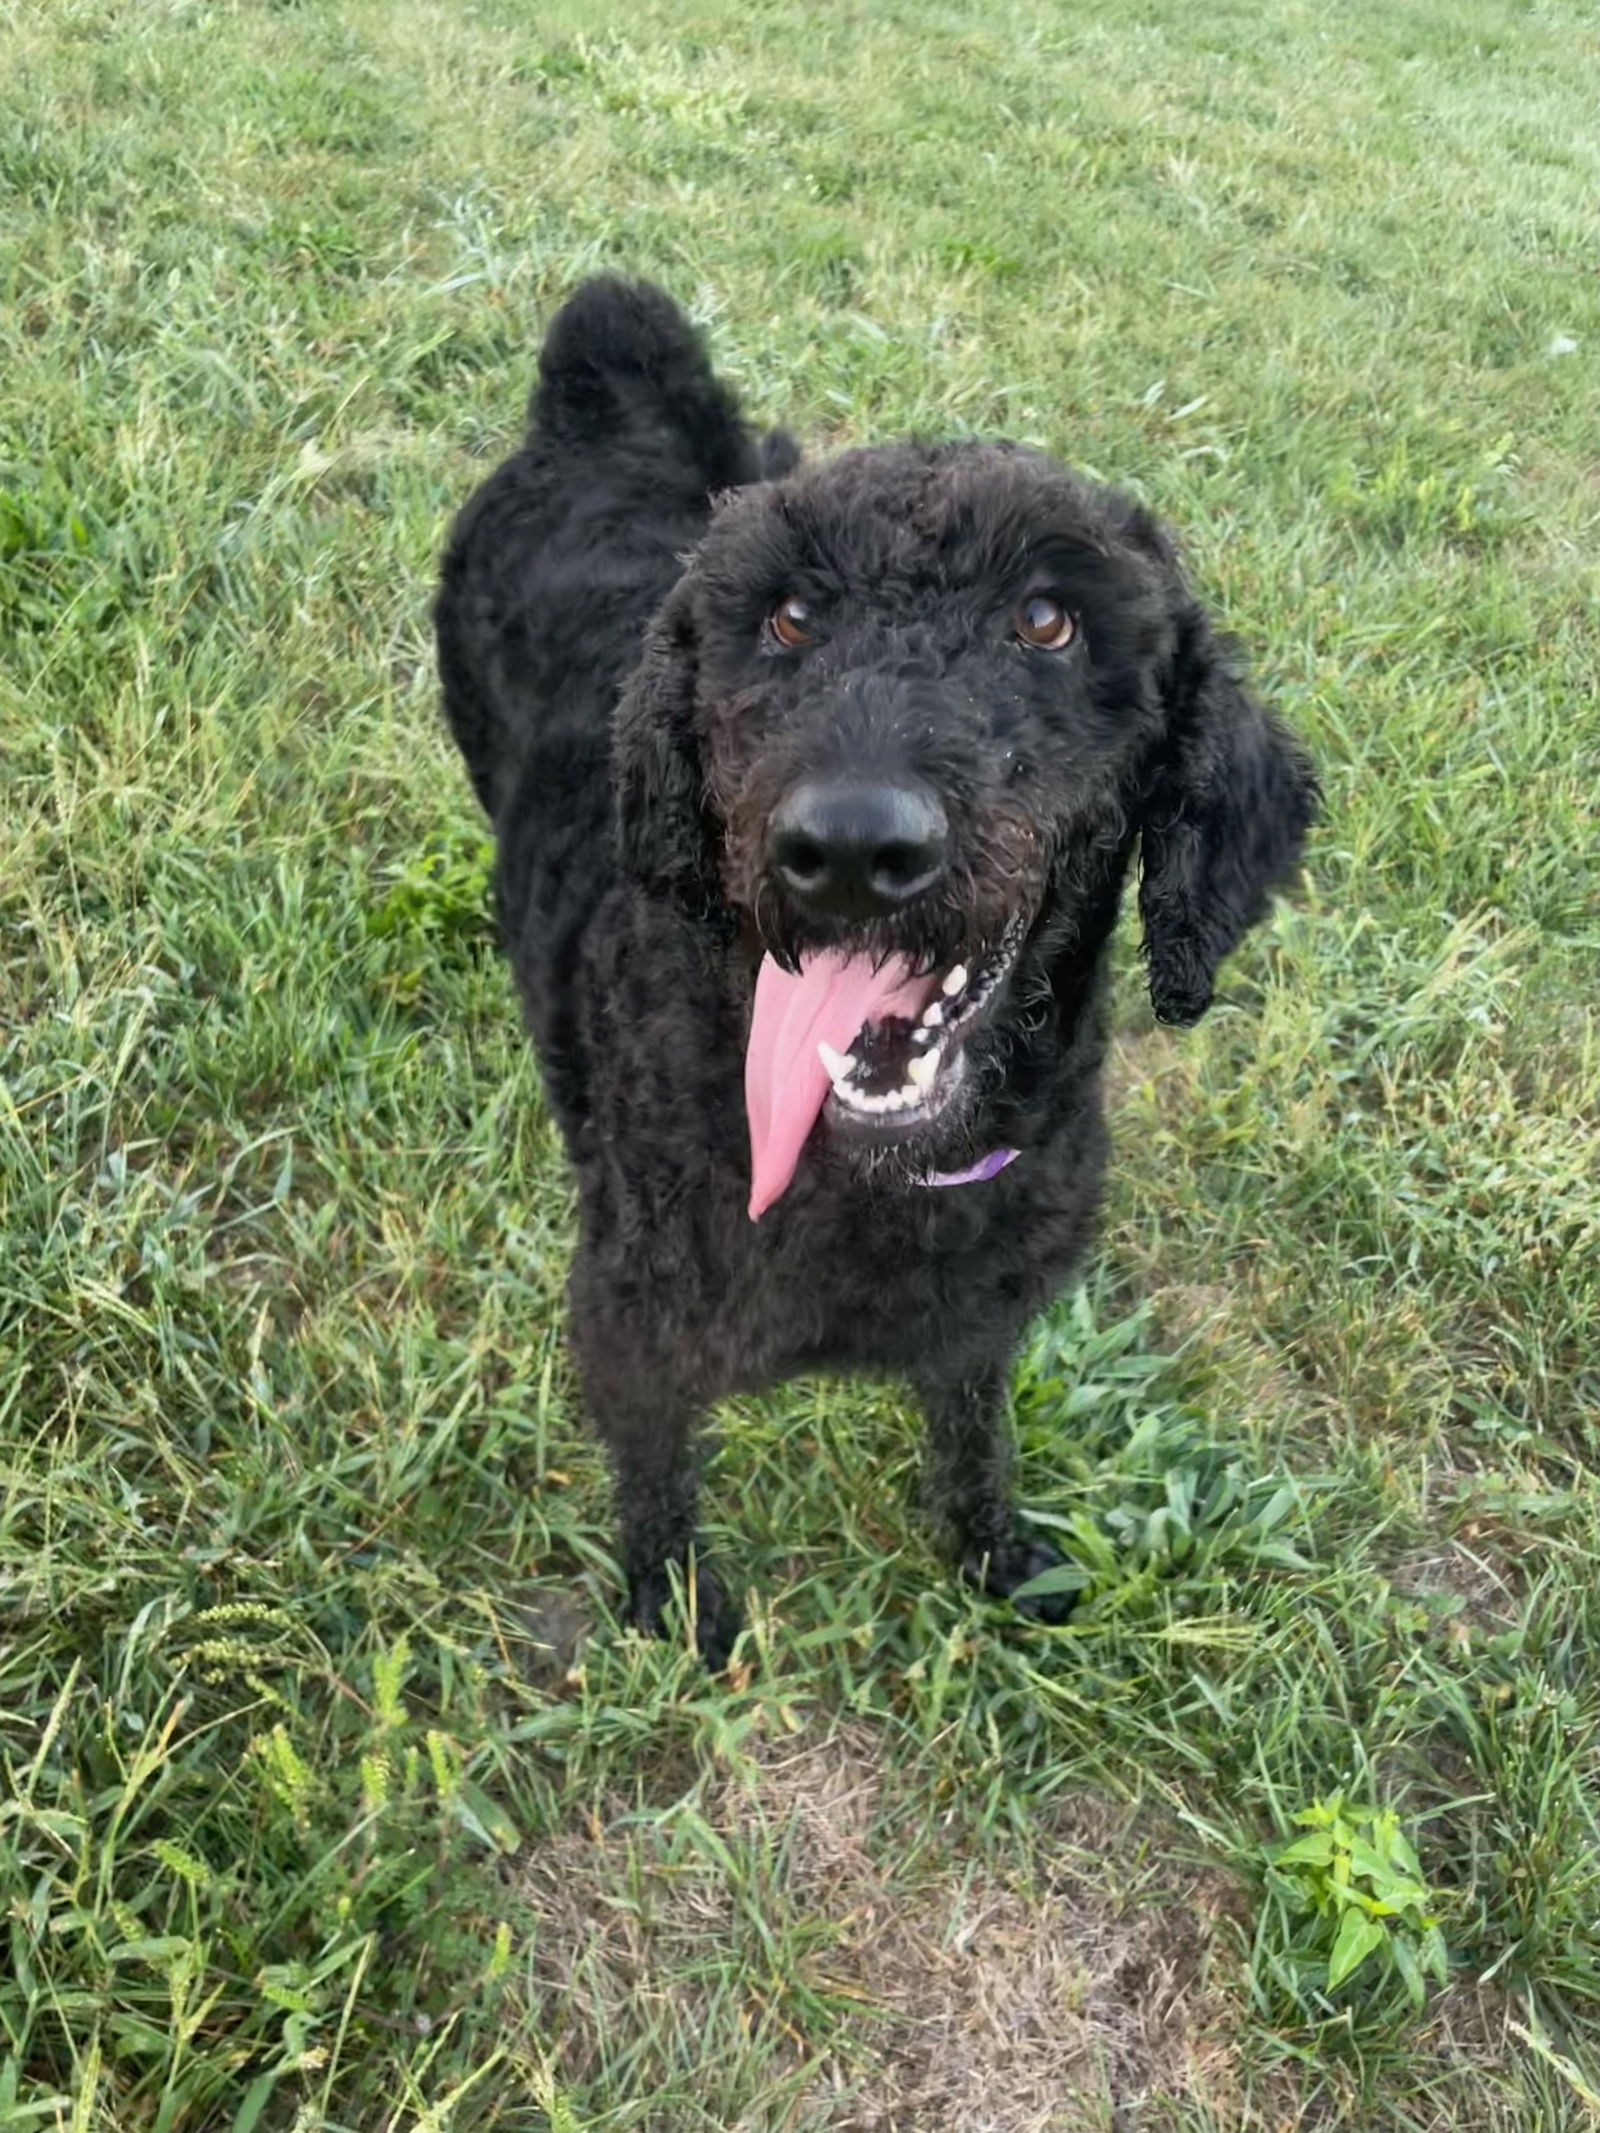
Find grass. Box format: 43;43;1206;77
2;0;1598;2123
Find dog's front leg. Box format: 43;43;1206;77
913;1361;1076;1625
574;1333;741;1668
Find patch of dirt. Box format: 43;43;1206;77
1416;1981;1548;2131
513;1722;1251;2130
499;1587;593;1686
1387;1536;1522;1640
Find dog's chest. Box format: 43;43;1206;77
682;1174;1066;1389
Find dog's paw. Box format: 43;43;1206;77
964;1535;1081;1626
629;1565;744;1671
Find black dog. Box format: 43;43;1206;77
436;278;1315;1663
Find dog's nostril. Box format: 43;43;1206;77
780;836;827;885
871;842;937;894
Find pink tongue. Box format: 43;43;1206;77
745;950;930;1220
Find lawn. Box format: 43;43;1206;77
2;0;1598;2125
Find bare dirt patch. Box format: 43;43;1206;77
513;1721;1250;2130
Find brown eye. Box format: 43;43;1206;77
768;595;814;650
1015;594;1075;651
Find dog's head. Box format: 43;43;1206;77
614;442;1316;1212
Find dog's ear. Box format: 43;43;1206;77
1137;600;1317;1024
612;582;725;920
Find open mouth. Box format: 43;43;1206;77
818;931;1021;1138
744;920;1026;1219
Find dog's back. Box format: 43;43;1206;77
434;279;782;825
434;281;783;1138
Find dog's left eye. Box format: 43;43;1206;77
767;596;815;650
1014;595;1075;651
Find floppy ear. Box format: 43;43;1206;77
1138;603;1318;1024
612;582;726;922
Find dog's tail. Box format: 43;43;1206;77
529;276;796;487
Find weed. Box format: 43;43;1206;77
1259;1797;1451;2018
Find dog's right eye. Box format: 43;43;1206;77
767;596;814;650
1014;594;1075;652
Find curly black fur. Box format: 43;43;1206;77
436;278;1317;1664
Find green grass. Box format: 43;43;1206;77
3;0;1598;2124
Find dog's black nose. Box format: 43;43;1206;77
769;779;949;920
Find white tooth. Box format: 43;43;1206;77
906;1051;939;1089
942;964;968;997
882;1089;906;1110
817;1041;857;1083
921;1001;945;1029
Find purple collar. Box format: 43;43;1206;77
919;1147;1018;1189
